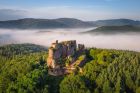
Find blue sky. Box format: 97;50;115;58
0;0;140;21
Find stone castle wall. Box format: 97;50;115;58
47;40;84;68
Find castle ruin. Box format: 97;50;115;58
47;40;85;69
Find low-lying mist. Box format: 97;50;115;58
0;28;140;52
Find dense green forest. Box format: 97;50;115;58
0;44;140;93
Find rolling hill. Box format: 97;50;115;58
0;18;93;29
83;25;140;34
0;18;140;29
90;19;140;26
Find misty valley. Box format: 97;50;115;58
0;26;140;51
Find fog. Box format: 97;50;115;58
0;28;140;52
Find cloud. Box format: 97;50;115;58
0;9;28;21
0;5;140;21
0;28;140;52
23;6;121;20
1;7;106;21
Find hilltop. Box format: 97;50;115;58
47;40;86;75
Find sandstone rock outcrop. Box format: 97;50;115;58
47;40;85;75
47;40;79;68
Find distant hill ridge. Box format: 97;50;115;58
0;18;92;29
83;25;140;34
94;25;140;31
0;18;140;29
90;19;140;26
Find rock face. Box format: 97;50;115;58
47;40;85;69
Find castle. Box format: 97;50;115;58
47;40;85;69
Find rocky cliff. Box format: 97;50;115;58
47;40;85;69
47;40;85;74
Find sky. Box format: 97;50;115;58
0;0;140;21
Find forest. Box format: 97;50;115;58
0;44;140;93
